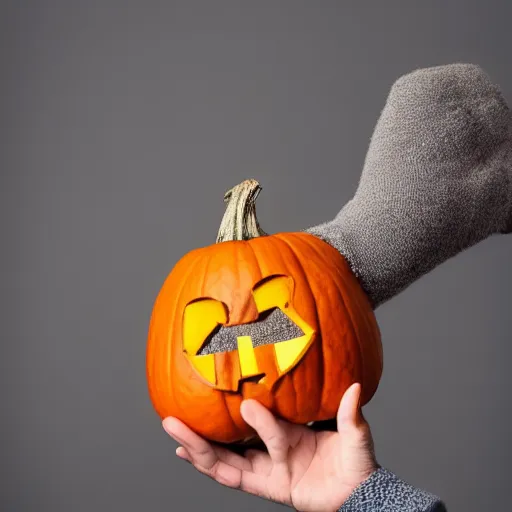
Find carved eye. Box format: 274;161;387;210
182;298;228;356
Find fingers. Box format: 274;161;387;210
162;417;251;471
336;383;375;461
176;446;189;460
162;417;219;470
162;417;269;496
240;400;290;466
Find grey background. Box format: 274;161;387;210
2;1;511;511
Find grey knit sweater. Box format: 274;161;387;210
308;63;512;309
338;468;446;511
307;63;512;510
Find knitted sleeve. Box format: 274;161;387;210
307;63;512;309
338;468;447;512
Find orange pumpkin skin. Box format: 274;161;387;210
146;231;383;444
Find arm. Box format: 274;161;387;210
339;467;447;512
308;63;512;309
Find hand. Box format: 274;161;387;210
162;383;378;512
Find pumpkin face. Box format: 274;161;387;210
146;180;383;444
182;273;316;391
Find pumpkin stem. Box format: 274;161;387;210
216;179;268;243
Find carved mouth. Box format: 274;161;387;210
198;307;305;355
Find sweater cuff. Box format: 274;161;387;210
338;468;446;512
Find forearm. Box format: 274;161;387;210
307;64;512;309
338;468;446;512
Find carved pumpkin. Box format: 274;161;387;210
146;179;383;444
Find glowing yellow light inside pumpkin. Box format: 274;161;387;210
237;335;259;377
182;298;227;386
191;353;216;385
273;335;311;373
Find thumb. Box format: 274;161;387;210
336;384;379;482
336;383;366;432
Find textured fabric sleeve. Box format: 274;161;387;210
338;468;447;512
307;63;512;309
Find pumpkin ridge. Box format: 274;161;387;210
283;234;338;418
273;234;324;420
227;241;258;324
327;251;382;404
151;249;204;420
299;233;365;408
335;275;368;405
237;241;263;323
247;238;264;284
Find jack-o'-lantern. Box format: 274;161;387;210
146;179;383;444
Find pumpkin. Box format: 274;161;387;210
146;179;383;444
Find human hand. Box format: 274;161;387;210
162;383;378;512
